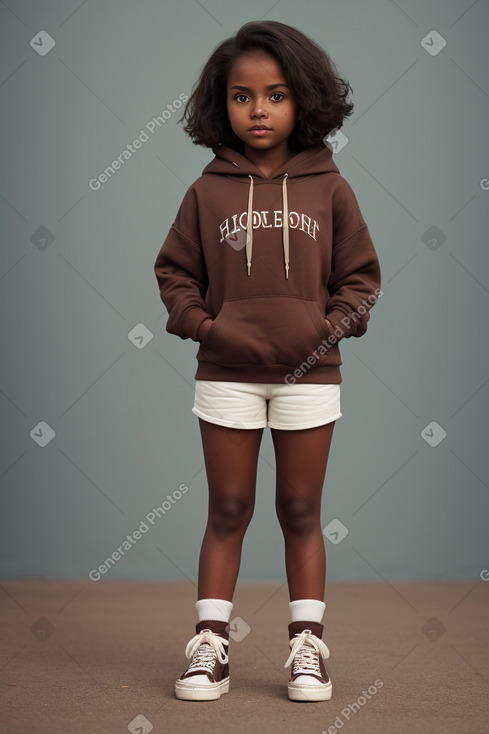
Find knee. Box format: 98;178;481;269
210;495;253;537
276;497;319;539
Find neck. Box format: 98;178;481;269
243;144;294;178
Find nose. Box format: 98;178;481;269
251;98;268;119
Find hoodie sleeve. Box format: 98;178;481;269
154;186;212;342
325;178;381;341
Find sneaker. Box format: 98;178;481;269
175;619;230;701
284;621;332;701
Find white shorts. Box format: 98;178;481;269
192;381;342;431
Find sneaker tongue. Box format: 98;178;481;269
196;620;230;639
288;621;324;640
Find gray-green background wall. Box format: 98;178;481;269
1;0;488;586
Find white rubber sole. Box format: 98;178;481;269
288;680;333;702
175;676;230;701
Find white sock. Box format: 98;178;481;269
289;599;326;624
195;598;233;623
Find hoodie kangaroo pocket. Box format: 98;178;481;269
198;296;335;367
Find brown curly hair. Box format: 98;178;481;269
180;20;354;154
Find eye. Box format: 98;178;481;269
235;94;249;103
271;92;285;101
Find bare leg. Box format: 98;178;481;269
197;418;264;601
271;422;336;601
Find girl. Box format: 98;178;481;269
154;20;381;703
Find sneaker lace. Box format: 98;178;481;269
284;629;330;675
185;629;229;672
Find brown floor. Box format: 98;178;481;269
1;580;488;734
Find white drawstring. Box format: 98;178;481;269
244;173;290;279
246;175;254;276
282;173;289;279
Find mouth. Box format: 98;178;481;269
249;125;272;136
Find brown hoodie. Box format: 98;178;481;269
154;141;381;384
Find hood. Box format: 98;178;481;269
201;142;340;279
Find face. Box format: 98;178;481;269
226;50;297;156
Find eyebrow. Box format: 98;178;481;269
230;83;289;91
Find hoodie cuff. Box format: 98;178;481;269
180;307;213;342
324;310;354;342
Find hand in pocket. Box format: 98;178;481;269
197;318;214;342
